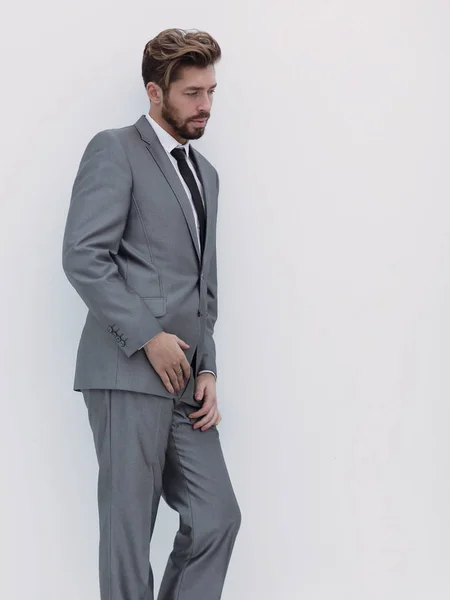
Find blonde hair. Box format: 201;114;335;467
142;28;221;91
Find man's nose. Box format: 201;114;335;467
197;94;212;113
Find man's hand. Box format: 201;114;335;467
144;332;191;394
188;373;222;431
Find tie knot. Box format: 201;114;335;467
171;147;187;162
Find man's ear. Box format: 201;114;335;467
146;82;163;105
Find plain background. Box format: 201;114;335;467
2;1;450;598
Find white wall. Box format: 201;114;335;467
1;1;450;598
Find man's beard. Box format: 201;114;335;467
161;98;209;140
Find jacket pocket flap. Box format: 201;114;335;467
142;296;167;317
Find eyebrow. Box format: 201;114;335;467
184;83;218;91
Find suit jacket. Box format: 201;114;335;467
62;115;219;404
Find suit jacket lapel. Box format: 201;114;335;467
189;147;213;262
134;115;202;263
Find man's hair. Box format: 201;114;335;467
142;28;221;91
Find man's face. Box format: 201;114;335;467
161;65;217;141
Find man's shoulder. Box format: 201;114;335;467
88;122;138;146
80;122;142;164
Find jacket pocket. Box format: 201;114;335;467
141;296;167;317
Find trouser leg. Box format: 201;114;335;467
157;400;241;600
83;389;173;600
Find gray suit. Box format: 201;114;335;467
62;115;241;600
63;114;219;403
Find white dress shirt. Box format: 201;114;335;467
142;114;216;379
145;114;204;248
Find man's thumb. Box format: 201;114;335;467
195;381;206;400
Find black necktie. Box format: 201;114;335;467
171;147;206;254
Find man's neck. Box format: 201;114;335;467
148;111;187;145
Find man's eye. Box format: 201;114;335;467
187;92;198;96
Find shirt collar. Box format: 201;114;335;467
145;113;191;157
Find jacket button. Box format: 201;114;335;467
108;326;113;333
120;340;125;347
197;310;202;317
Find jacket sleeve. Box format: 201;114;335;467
62;129;164;358
198;170;219;377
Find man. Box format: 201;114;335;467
62;28;241;600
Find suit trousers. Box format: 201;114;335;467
82;375;241;600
